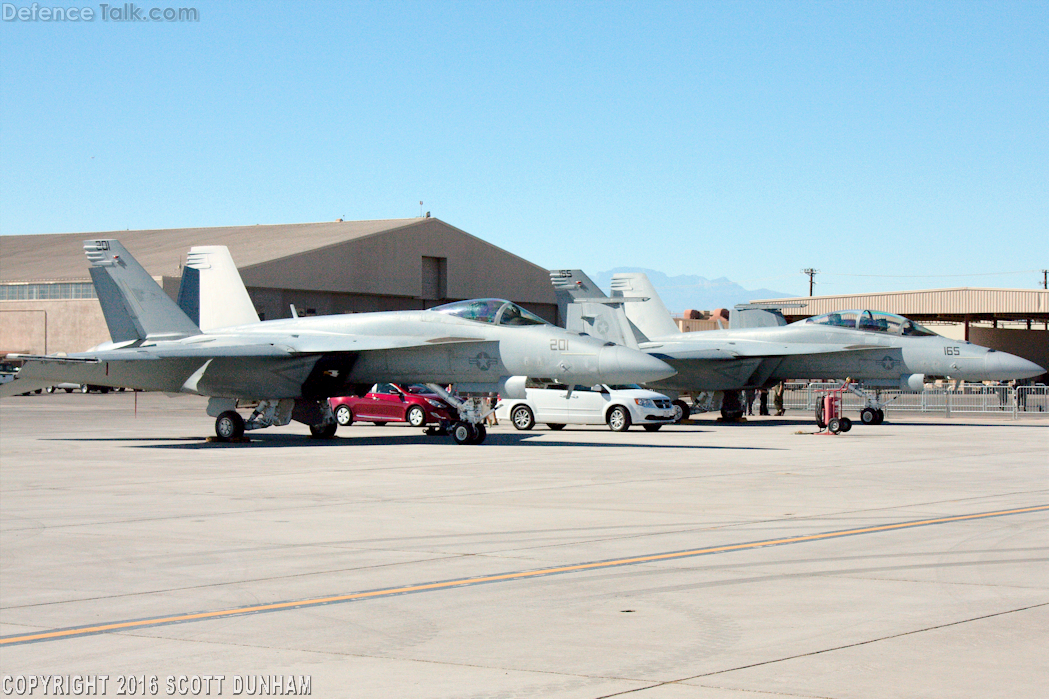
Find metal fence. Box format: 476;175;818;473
782;382;1048;418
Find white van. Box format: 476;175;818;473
496;383;676;432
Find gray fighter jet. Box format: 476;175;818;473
0;241;674;444
552;270;1044;422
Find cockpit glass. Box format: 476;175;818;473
803;310;938;336
429;299;549;326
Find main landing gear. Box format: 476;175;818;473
209;398;339;442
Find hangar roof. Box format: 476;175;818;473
1;218;443;281
752;288;1049;323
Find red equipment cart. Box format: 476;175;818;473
814;382;853;435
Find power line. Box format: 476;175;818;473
821;270;1040;279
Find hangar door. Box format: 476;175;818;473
421;256;447;301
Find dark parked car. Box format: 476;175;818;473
329;384;455;427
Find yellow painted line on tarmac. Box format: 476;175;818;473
3;504;1046;647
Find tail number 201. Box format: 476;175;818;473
550;339;569;351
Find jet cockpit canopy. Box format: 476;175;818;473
430;299;549;326
802;310;938;337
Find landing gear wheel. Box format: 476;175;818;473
547;423;566;431
608;406;631;432
406;405;427;427
643;424;662;432
451;421;476;444
334;404;353;426
215;411;245;441
815;402;826;429
309;422;338;439
511;405;535;431
875;409;885;424
827;418;841;434
839;417;852;433
470;423;487;444
672;400;689;423
861;407;878;425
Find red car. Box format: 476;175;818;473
330;384;455;428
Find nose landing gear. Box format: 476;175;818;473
426;384;491;444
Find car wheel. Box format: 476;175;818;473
607;406;631;432
45;386;55;394
860;407;878;425
672;400;689;423
643;424;662;432
310;423;338;439
334;404;353;426
511;405;534;431
546;423;565;430
215;411;244;441
406;405;427;427
79;384;89;393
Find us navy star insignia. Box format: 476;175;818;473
469;352;497;371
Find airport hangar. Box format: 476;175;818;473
0;217;559;356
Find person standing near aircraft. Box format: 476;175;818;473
773;381;786;416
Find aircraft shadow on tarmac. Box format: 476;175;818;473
45;431;780;451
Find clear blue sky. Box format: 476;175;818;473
2;0;1046;296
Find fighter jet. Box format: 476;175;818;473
551;269;1044;422
0;241;675;444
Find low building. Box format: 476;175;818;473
0;217;557;355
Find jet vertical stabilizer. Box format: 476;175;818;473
611;273;681;341
550;269;639;348
178;245;260;330
84;239;201;342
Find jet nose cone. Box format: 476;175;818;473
598;345;676;384
989;351;1045;380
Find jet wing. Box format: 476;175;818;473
643;340;887;360
11;333;490;363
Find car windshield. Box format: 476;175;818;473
606;384;642;390
803;310;937;336
429;299;549;326
405;384;435;394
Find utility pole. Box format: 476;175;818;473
1042;269;1047;290
802;268;819;296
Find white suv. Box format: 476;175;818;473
497;384;676;432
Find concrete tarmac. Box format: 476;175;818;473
1;392;1046;698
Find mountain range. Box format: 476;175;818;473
592;268;791;314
